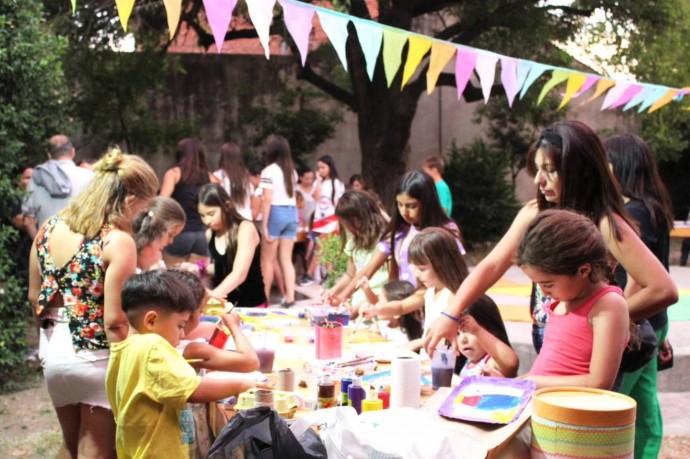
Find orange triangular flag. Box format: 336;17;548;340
426;42;457;94
163;0;182;38
587;79;616;102
648;89;678;113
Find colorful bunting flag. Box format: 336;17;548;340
516;60;532;93
608;84;643;110
587;79;616;102
71;0;76;14
317;10;350;71
648;89;678;113
246;0;276;59
475;53;498;103
455;48;477;101
382;29;408;88
115;0;135;32
163;0;182;39
500;57;519;107
426;42;456;94
571;75;598;99
401;36;432;88
623;85;655;111
352;19;383;81
559;73;588;110
601;81;632;110
520;63;550;99
638;86;670;113
279;0;314;66
538;69;570;105
203;0;238;53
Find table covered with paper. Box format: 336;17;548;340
206;306;533;459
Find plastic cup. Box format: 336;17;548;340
431;346;457;390
277;368;295;392
254;389;274;408
256;348;275;373
315;322;343;360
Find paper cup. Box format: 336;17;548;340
315;322;343;360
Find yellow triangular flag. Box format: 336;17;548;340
163;0;182;38
558;73;588;110
115;0;136;32
382;29;408;88
71;0;76;13
401;36;431;88
648;89;678;113
537;69;569;105
426;42;457;94
587;78;616;102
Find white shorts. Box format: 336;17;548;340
39;309;110;409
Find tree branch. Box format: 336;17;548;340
296;65;357;111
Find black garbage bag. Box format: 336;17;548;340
207;406;327;459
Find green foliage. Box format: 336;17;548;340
1;0;70;388
241;85;342;166
316;235;348;289
445;140;520;248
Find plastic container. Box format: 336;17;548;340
317;374;336;409
347;377;366;414
340;377;353;406
362;388;383;412
377;386;390;409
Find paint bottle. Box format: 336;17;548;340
340;377;353;406
317;374;336;409
377;385;390;409
209;319;230;349
347;377;366;414
362;388;383;412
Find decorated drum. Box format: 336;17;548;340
531;387;637;459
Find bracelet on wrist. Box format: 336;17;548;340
195;260;207;275
441;311;460;322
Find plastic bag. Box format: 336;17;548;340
208;406;327;459
290;406;466;459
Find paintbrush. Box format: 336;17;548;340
225;300;238;314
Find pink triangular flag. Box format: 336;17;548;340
608;84;644;109
279;0;314;66
475;53;498;103
601;81;632;110
202;0;238;53
455;48;477;101
500;57;519;107
246;0;277;59
115;0;135;32
572;75;598;99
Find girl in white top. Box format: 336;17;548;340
313;155;345;234
297;166;317;225
213;142;253;220
259;135;299;306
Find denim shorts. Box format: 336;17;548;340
267;205;298;240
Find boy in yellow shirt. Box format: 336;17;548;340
106;270;252;458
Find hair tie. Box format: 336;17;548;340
148;210;154;218
539;128;563;149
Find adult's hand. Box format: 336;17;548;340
423;315;460;357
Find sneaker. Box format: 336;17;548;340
298;275;313;286
280;298;296;308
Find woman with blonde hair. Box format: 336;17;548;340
28;147;159;459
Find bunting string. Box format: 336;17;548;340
105;0;690;113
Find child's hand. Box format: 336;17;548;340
222;312;241;329
209;288;228;301
361;303;378;319
355;276;369;291
458;313;481;335
481;365;505;378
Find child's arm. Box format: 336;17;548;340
362;289;424;319
183;313;260;373
209;221;260;300
323;258;356;302
460;315;519;378
357;277;379;305
187;377;254;403
525;292;629;390
331;250;388;305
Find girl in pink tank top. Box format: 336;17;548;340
516;209;630;390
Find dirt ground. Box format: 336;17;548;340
2;376;690;459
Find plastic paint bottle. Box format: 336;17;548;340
377;385;390;409
317;374;336;409
347;377;366;414
340;377;353;406
362;388;383;412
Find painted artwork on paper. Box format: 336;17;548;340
438;376;535;424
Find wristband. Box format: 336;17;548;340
441;311;460;322
195;260;207;275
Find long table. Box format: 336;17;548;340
671;221;690;238
206;308;531;459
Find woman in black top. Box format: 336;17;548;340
160;138;220;266
198;184;266;307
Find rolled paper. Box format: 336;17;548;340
390;355;421;409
